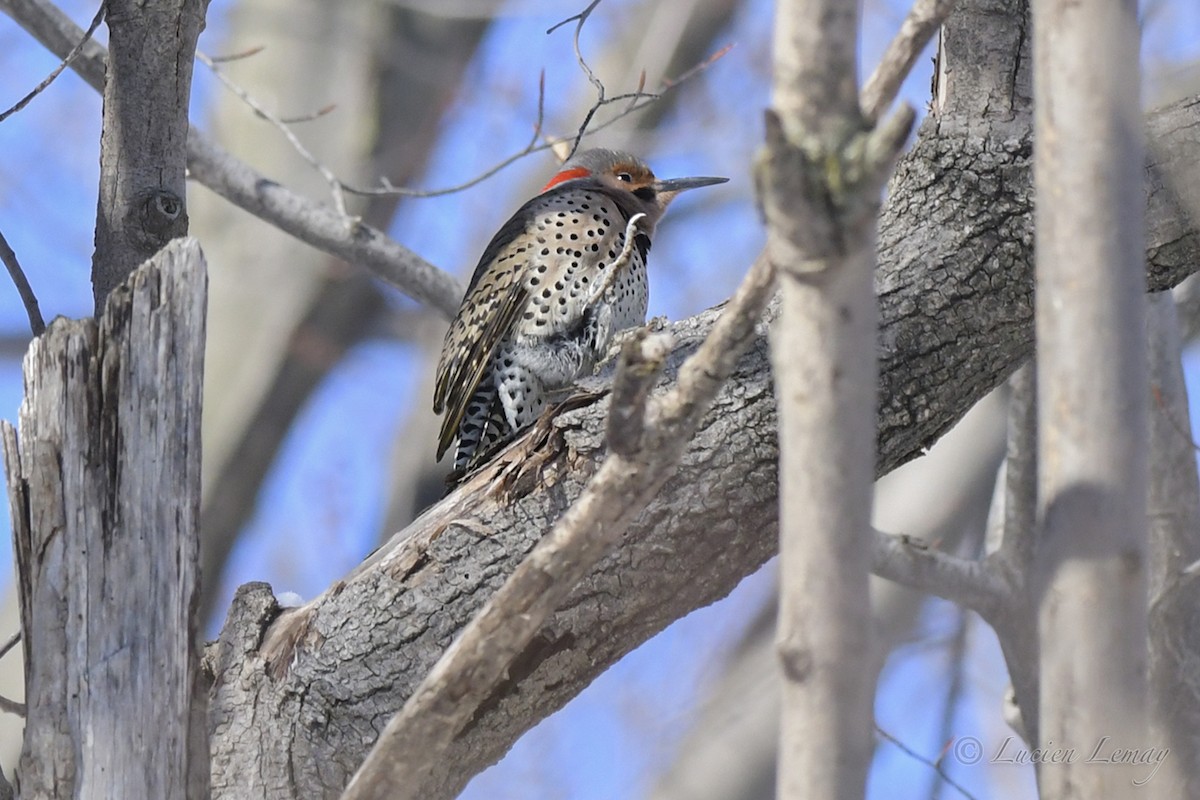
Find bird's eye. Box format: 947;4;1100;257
616;172;633;183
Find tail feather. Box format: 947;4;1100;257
453;383;511;474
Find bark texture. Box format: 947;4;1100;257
206;86;1200;799
3;239;207;799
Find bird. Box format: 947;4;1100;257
433;148;727;477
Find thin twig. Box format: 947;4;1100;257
660;44;734;89
548;0;665;160
928;610;972;800
348;71;548;199
875;724;980;800
0;0;105;124
343;91;675;198
207;44;264;63
861;0;959;123
196;50;350;218
550;0;607;158
279;104;336;125
0;630;20;662
0;228;46;336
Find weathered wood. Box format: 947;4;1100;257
3;239;208;799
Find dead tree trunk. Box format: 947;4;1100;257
2;240;208;799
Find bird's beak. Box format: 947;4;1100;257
652;175;729;194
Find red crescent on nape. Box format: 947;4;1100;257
540;167;591;192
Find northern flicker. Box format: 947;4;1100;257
433;148;726;475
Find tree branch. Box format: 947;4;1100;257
861;0;958;123
195;49;350;217
870;529;1007;619
0;228;45;336
1145;292;1200;794
987;363;1041;747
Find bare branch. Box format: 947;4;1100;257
0;0;104;124
997;364;1036;568
870;529;1007;619
0;228;45;336
547;0;604;87
1146;292;1200;794
344;72;549;199
607;331;673;456
278;104;337;125
927;610;973;799
986;364;1041;747
861;0;958;123
660;44;734;89
196;50;350;217
547;0;647;159
762;0;915;793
